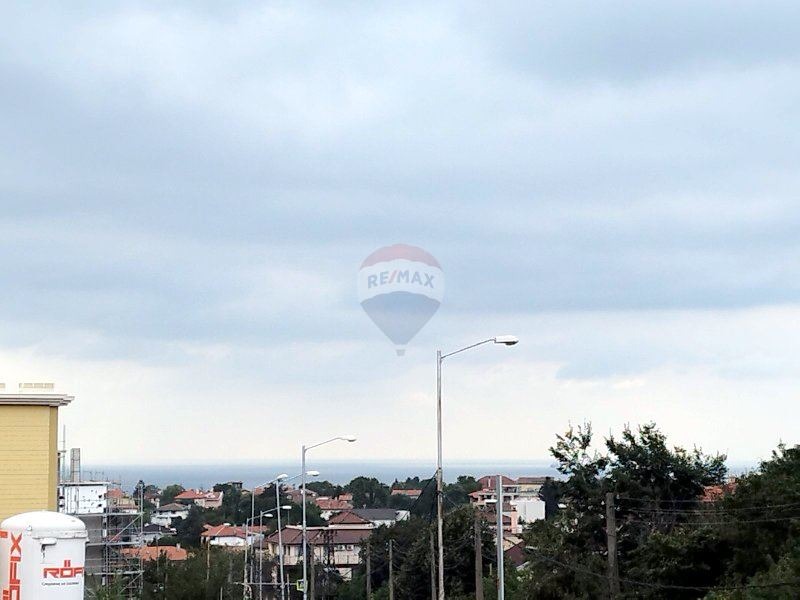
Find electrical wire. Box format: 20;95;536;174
525;549;800;592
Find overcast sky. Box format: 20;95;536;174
3;1;800;467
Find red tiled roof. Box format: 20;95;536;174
478;475;516;487
201;524;268;539
107;488;124;499
176;489;221;501
156;503;188;512
702;482;738;502
267;526;371;546
391;489;422;497
122;546;188;561
328;511;371;525
505;542;526;567
316;497;353;511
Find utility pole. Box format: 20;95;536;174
430;530;437;600
365;541;372;599
495;475;505;600
389;539;395;600
309;546;316;600
474;510;484;600
606;492;621;599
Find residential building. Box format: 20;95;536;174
0;384;73;520
151;502;190;527
134;523;175;545
122;545;188;562
283;485;317;505
200;523;268;548
174;489;224;509
470;475;549;534
349;508;410;528
266;525;371;580
391;488;422;499
328;511;373;529
316;496;354;520
516;476;548;497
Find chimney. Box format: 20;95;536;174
70;448;81;483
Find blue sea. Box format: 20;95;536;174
82;460;561;491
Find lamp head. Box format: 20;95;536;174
281;505;292;510
493;335;519;346
276;473;289;481
264;513;274;518
342;435;357;443
307;470;320;477
485;498;499;504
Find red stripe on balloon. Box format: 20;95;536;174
360;244;441;269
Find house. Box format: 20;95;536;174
266;525;371;580
511;497;545;525
151;502;190;527
122;545;188;562
391;488;422;499
201;523;268;548
107;487;139;513
471;476;548;534
134;523;175;545
328;511;373;529
316;496;354;520
283;486;317;505
174;489;224;509
702;479;738;502
516;476;548;496
351;509;410;528
505;541;528;570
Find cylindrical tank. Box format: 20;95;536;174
0;511;87;599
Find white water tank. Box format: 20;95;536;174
0;511;87;599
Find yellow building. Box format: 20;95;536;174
0;384;73;521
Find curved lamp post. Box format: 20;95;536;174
435;336;517;599
301;436;356;599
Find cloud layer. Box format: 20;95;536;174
1;2;799;464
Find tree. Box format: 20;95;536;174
142;548;245;599
518;422;727;599
173;505;206;548
307;480;343;498
161;484;185;505
346;477;391;508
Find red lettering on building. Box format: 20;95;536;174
43;559;84;579
1;531;22;600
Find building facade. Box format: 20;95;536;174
0;385;73;521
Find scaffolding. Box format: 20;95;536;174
58;448;144;599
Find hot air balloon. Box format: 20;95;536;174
358;244;444;355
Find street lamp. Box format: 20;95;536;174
274;471;317;600
248;471;318;600
263;503;292;600
301;436;357;599
435;337;517;600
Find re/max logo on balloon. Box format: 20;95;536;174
366;269;436;289
358;244;444;356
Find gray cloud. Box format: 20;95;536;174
1;1;800;377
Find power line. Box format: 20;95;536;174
623;515;800;526
620;501;800;514
525;548;800;592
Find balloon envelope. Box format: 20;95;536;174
358;244;444;355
